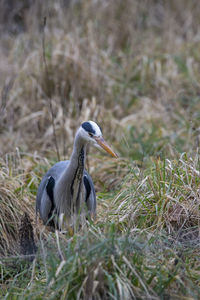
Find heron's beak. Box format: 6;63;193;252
94;137;118;158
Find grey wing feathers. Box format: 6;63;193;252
36;161;70;223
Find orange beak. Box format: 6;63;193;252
94;137;118;158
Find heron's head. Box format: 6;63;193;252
78;121;117;158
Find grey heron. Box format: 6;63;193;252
36;121;117;229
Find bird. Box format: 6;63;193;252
36;121;117;230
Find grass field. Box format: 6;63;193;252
0;1;200;299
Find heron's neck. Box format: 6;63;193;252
69;136;87;172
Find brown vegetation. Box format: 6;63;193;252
0;1;200;298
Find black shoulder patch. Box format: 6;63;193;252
81;122;95;134
84;175;91;202
46;176;57;227
46;176;55;204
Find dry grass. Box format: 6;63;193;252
0;0;200;298
0;152;45;255
0;0;200;155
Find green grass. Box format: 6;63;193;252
1;223;199;299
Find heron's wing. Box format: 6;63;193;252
36;161;70;216
83;171;96;214
37;176;55;224
36;161;70;224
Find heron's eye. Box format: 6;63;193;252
88;132;93;137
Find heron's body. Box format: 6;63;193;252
36;160;96;227
36;121;117;229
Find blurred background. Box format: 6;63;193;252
0;0;200;160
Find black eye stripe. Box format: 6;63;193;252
88;133;93;137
